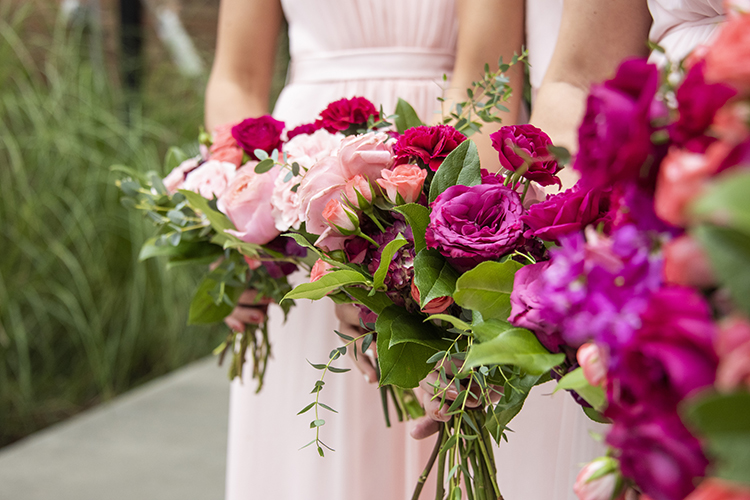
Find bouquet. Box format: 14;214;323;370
508;8;750;500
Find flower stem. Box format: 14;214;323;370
520;179;530;205
436;425;448;500
412;425;444;500
356;230;380;248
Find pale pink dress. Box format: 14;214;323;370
648;0;726;64
226;2;456;499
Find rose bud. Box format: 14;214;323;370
323;199;359;235
576;343;607;387
574;457;625;500
410;280;454;315
310;259;334;283
377;164;428;205
343;174;373;209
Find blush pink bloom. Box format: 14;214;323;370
715;315;750;391
654;147;716;227
684;478;750;500
297;155;347;236
209;123;244;167
217;165;280;245
577;343;607;387
410;280;454;315
343;174;373;209
285;128;344;170
574;458;625;500
713;101;750;144
163;156;200;194
310;259;334;282
704;13;750;95
323;199;358;234
663;234;716;288
377;165;427;204
338;131;395;183
182;160;237;199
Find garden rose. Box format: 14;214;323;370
573;457;624;500
182;160;237;199
310;259;334;282
217;165;280;245
338;131;395;182
577;343;607;387
284;128;344;170
662;234;716;288
574;59;662;190
323;199;358;234
522;184;611;243
713;101;750;144
491;124;561;187
318;96;379;133
426;183;525;271
393;125;466;171
231;115;285;159
716;315;750;391
654;147;715;227
210;123;244;166
704;13;750;95
163;156;200;194
377;165;427;204
297;155;347;236
343;174;373;209
410;280;454;315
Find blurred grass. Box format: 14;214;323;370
0;2;226;447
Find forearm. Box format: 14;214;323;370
205;74;270;130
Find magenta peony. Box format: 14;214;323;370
231;115;285;160
490;124;561;187
393;125;466;171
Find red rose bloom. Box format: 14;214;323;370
393;125;467;171
318;97;379;133
231;115;285;160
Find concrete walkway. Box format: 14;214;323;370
0;357;230;500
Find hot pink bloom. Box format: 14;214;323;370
704;13;750;95
210;123;244;166
310;259;334;282
577;343;607;387
217;165;280;245
663;234;716;288
377;165;427;204
410;280;454;315
343;174;373;209
182;160;237;199
322;199;358;234
574;458;625;500
163;156;200;194
338;131;395;183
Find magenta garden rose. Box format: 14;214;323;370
425;183;525;271
393;125;467;171
317;96;379;133
490;124;561;187
231;116;285;160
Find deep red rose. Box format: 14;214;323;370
318;97;379;133
491;124;561;187
393;125;467;171
286;122;322;140
521;183;611;243
231;115;285;160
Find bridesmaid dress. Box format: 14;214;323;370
648;0;726;63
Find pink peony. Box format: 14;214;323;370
704;13;750;95
376;165;427;204
217;165;280;245
182;160;237;199
210;123;244;166
573;458;625;500
662;234;716;288
322;199;358;234
577;343;607;387
343;174;373;209
163;156;200;194
410;280;454;315
338;131;395;183
310;259;334;282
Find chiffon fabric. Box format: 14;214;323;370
648;0;726;63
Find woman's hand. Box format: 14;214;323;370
334;303;378;384
223;289;273;332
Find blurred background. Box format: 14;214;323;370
0;0;288;450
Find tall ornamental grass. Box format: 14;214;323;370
0;3;221;447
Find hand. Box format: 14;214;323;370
334;303;378;384
223;289;273;332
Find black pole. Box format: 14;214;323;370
119;0;144;95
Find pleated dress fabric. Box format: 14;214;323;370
648;0;726;64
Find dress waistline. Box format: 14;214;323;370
289;47;456;84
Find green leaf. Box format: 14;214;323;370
178;189;236;243
547;145;571;166
394;204;431;254
471;318;516;343
691;170;750;236
282;270;368;301
485;372;541;443
453;260;523;321
394;98;424;134
376;306;452;351
424;314;471;332
188;276;242;325
428;139;482;204
138;237;221;263
297;402;315;415
683;391;750;485
343;287;394;315
463;328;565;375
692;225;750;317
164;146;189;173
554;368;607;411
413;249;460;307
376;307;443;389
373;234;408;290
254;158;275;173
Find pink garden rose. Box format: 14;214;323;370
297;155;347;236
577;343;607;387
323;199;358;234
217;165;280;245
377;164;427;204
338;131;395;183
713;101;750;144
574;458;625;500
182;160;237;199
410;280;454;315
704;13;750;96
209;123;244;166
715;315;750;391
310;259;334;283
163;156;200;194
662;234;716;288
284;128;344;170
343;174;373;209
654;147;717;227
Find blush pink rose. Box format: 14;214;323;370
323;199;358;234
704;14;750;95
576;343;607;387
284;128;344;171
377;165;427;204
297;155;347;236
310;259;334;282
182;160;237;199
663;234;716;288
685;478;750;500
217;165;280;245
338;131;395;183
715;315;750;391
713;101;750;144
271;169;303;232
654;147;716;226
410;280;454;315
163;156;200;194
343;174;373;209
209;123;244;167
574;458;625;500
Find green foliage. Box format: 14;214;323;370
554;367;607;411
428;140;482;204
393;98;423;134
394;203;430;254
485;372;542;443
282;270;368;301
683;391;750;486
413;249;460;307
372;234;407;290
0;7;220;446
691;170;750;237
463;328;565;375
453;260;523;321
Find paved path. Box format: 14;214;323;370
0;357;230;500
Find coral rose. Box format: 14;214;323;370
577;343;607;387
654;147;715;227
343;174;373;209
210;123;245;166
685;479;750;500
410;280;454;315
377;165;427;204
310;259;334;283
323;199;358;234
704;13;750;96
